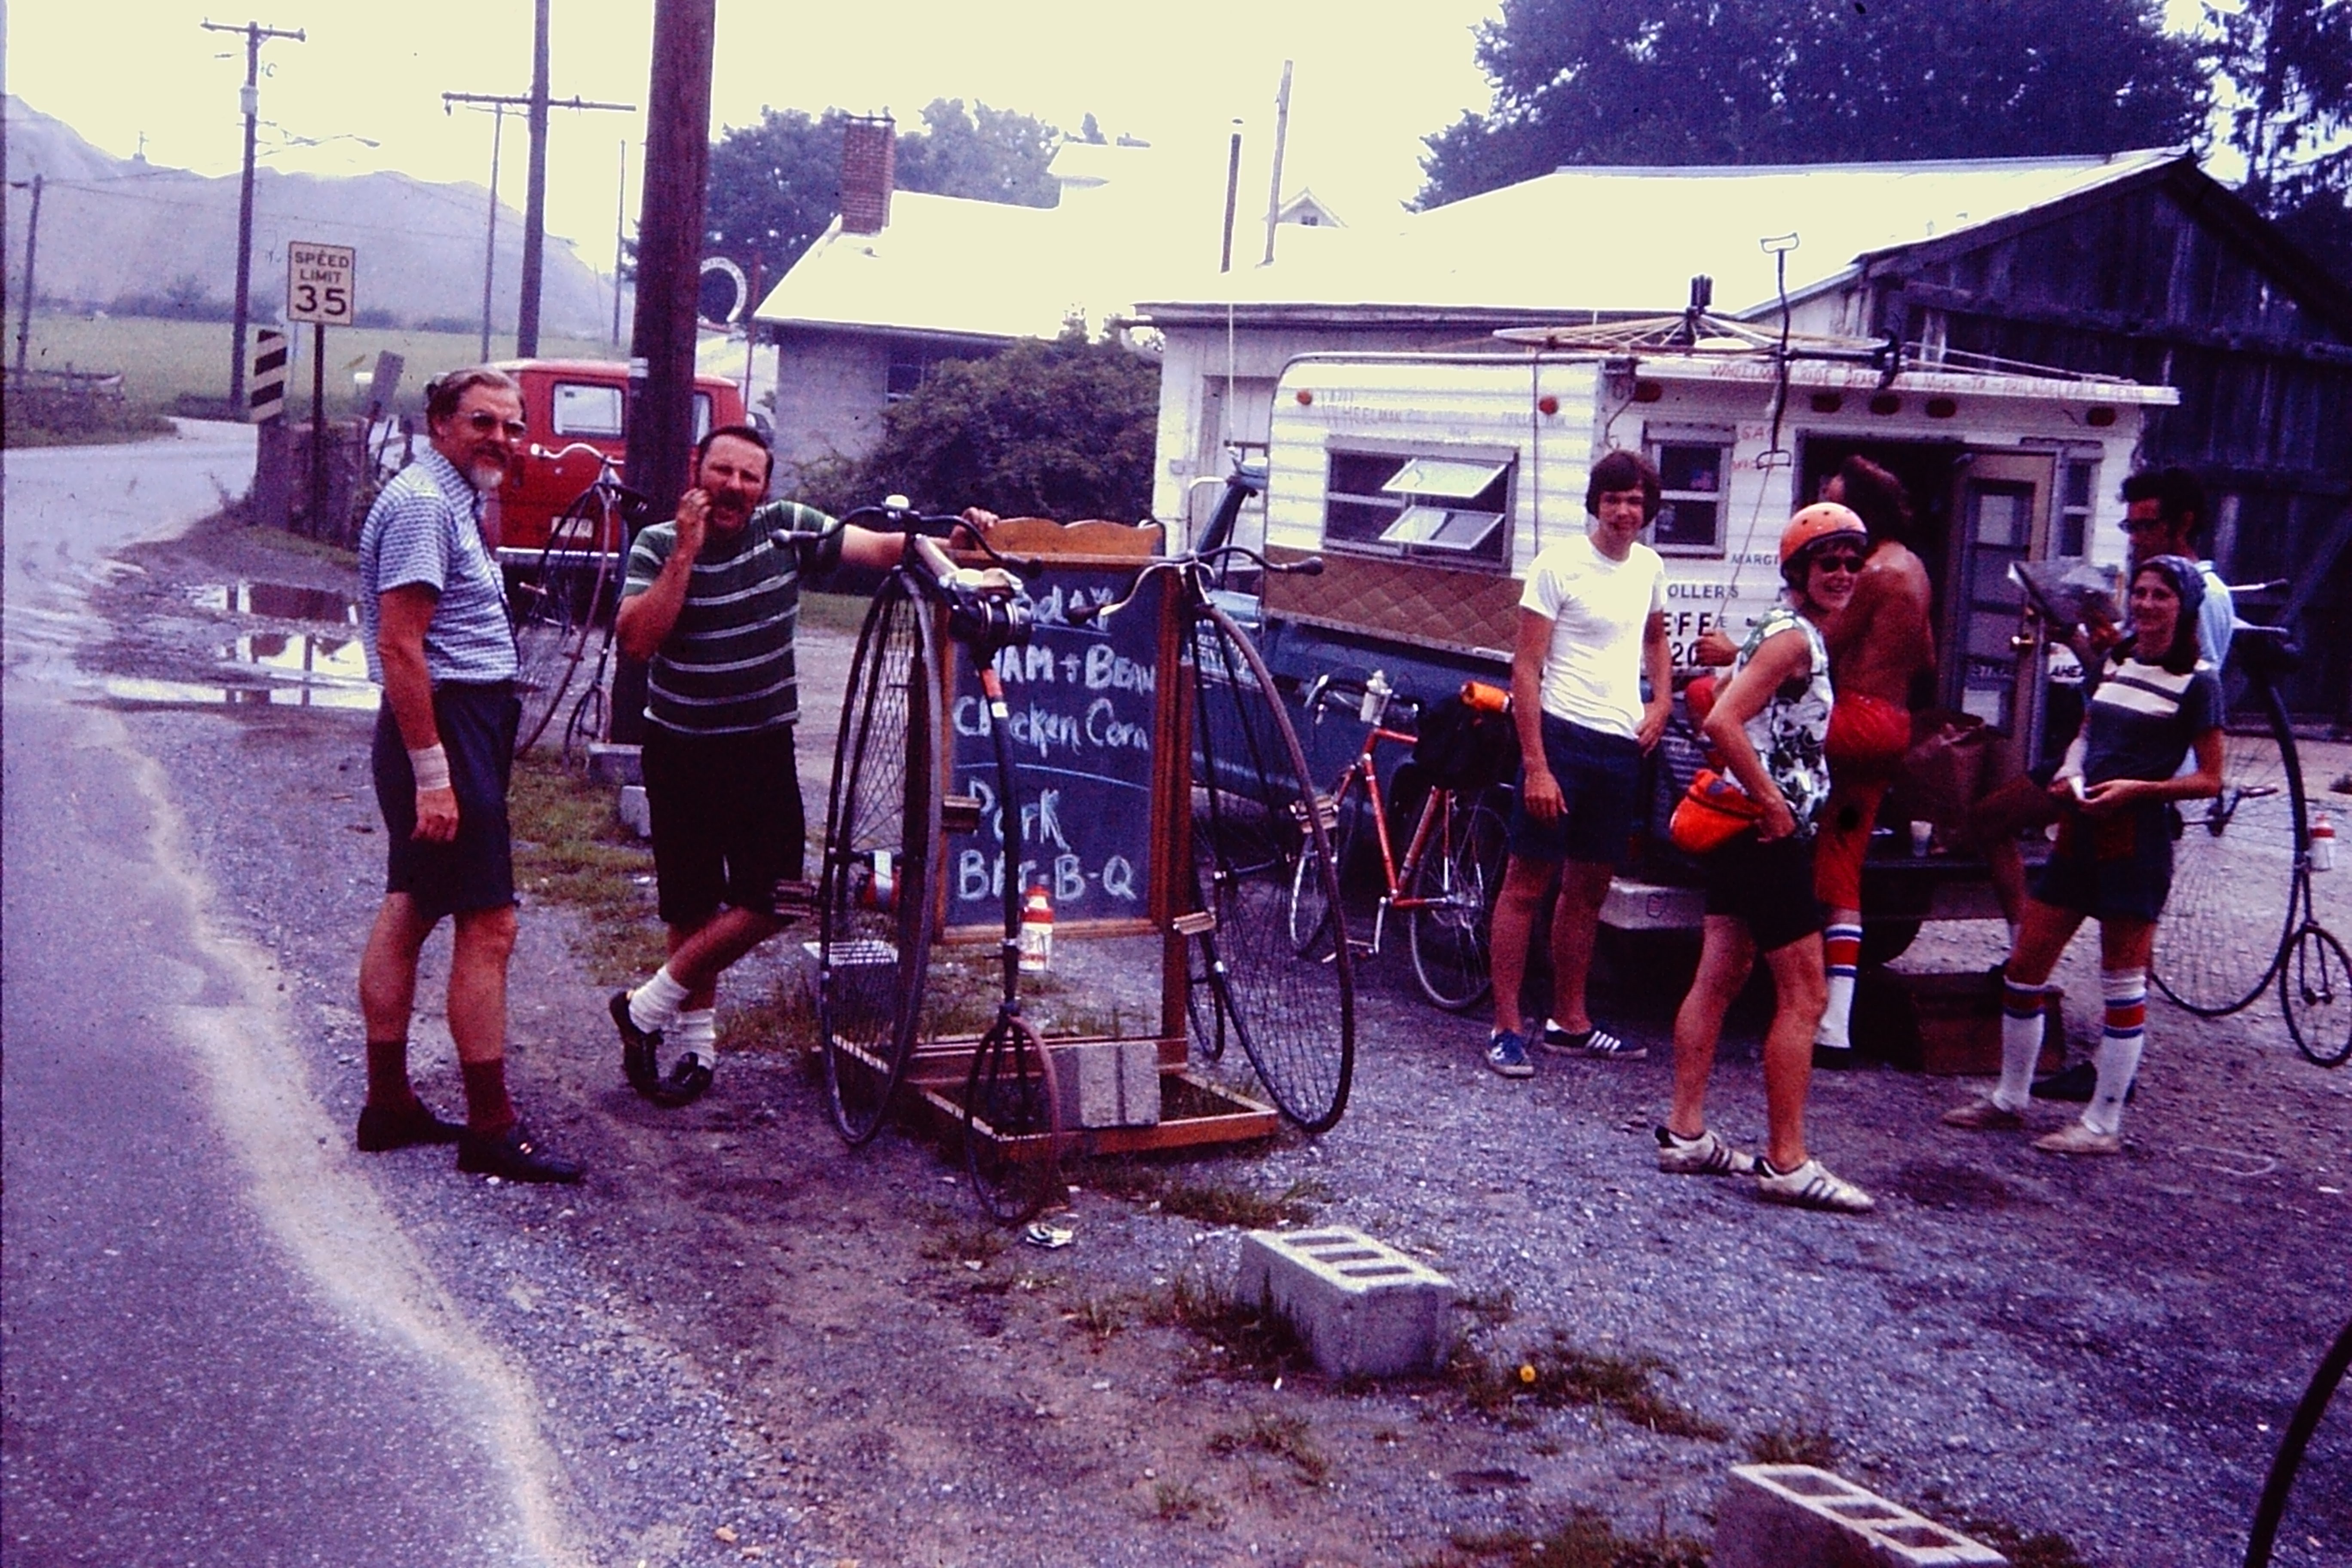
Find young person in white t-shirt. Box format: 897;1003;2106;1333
1485;449;1673;1077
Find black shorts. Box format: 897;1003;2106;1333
642;723;806;926
373;682;518;921
2030;800;2173;923
1701;830;1824;953
1506;714;1643;867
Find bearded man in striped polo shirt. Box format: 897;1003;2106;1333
606;426;912;1106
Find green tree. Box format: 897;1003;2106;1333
894;98;1061;208
704;106;854;282
1419;0;2208;206
2207;0;2352;284
837;330;1161;521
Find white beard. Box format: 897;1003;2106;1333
469;460;508;493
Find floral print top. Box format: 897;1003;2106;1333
1729;604;1834;833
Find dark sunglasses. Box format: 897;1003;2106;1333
465;411;529;439
1811;552;1867;573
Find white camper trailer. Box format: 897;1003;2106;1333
1241;329;2178;941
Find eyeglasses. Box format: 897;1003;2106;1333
2120;517;2171;533
1811;552;1867;573
465;411;528;440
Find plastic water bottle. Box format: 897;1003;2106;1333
2313;813;2336;873
1018;884;1054;972
1360;669;1393;725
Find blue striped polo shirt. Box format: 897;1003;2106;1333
358;447;518;686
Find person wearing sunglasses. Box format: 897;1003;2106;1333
354;366;582;1184
1655;503;1875;1213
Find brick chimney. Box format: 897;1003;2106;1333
840;114;896;235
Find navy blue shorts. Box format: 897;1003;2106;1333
1702;830;1824;953
373;682;518;921
2031;800;2173;923
1507;714;1642;867
642;723;806;926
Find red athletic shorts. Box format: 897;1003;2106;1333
1813;694;1911;911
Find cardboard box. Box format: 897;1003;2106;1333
1905;971;2063;1076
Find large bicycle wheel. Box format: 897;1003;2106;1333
2152;679;2300;1017
818;575;944;1144
962;1017;1064;1222
1408;790;1510;1012
1286;784;1354;959
511;496;612;756
2282;925;2352;1069
1184;601;1354;1132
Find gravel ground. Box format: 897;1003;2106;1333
80;513;2352;1567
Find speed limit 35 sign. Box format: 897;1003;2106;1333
286;240;356;326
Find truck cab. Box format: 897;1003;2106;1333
490;358;747;560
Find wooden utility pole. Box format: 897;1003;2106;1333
611;0;716;744
201;18;306;412
11;174;43;376
516;0;552;356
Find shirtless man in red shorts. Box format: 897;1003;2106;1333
1807;457;1932;1063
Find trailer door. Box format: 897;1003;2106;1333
1943;451;2054;737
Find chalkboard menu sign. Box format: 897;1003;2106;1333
943;565;1173;938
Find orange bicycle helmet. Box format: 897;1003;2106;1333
1779;502;1868;585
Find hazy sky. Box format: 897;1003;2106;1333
8;0;1504;273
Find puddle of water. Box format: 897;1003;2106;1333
97;675;379;712
189;581;360;624
229;631;373;684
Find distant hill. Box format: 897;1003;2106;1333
3;95;614;336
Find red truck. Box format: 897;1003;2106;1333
490;358;748;560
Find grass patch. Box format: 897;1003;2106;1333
1208;1412;1329;1484
727;982;819;1060
1151;1479;1225;1525
1450;1330;1726;1440
801;588;873;638
1429;1506;1707;1568
3;395;177;448
1158;1176;1331;1229
2331;769;2352;796
1746;1422;1840;1467
1928;1512;2092;1568
1457;1285;1517;1328
918;1218;1008;1268
507;754;664;983
1066;1291;1133;1344
1144;1270;1310;1382
240;524;359;568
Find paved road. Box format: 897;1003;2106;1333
1;426;580;1566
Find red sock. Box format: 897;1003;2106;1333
364;1039;418;1112
459;1057;517;1137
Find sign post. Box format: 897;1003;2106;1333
286;240;355;537
248;328;290;531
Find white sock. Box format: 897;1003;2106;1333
1816;922;1862;1049
2006;921;2021;950
2085;968;2146;1137
630;966;692;1033
674;1008;718;1068
1993;974;2046;1111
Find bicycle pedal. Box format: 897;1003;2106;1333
1172;910;1218;936
941;794;983;834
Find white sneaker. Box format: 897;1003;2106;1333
1654;1125;1756;1176
1755;1156;1875;1213
2034;1122;2123;1157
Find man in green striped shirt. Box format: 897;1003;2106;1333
609;426;907;1106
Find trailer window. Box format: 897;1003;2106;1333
1323;446;1511;566
2057;458;2096;556
552;382;625;438
1648;435;1730;555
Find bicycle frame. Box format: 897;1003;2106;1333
1302;677;1469;957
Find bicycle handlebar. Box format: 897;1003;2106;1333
1066;544;1322;626
1301;671;1423;731
836;496;1041;651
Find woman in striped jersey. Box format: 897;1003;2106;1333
1942;555;2223;1155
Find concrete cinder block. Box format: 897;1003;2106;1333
1714;1465;2007;1568
1052;1040;1160;1128
1235;1227;1454;1380
616;785;651;838
587;742;643;786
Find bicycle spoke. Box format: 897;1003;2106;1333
1409;793;1508;1011
2151;699;2298;1017
963;1017;1064;1222
2282;926;2352;1069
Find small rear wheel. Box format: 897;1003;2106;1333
2152;687;2299;1016
1408;792;1509;1011
963;1017;1064;1222
2282;925;2352;1069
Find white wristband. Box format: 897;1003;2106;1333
409;744;451;793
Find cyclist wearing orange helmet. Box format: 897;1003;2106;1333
1657;502;1875;1213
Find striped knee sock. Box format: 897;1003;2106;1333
1816;922;1863;1049
2086;968;2147;1137
1994;971;2046;1111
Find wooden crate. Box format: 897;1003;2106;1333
1905;972;2064;1077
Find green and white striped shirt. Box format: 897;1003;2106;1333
622;499;839;735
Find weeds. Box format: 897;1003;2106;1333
1151;1479;1225;1525
918;1219;1007;1268
1159;1177;1331;1229
1457;1285;1517;1328
1428;1506;1707;1568
1067;1291;1132;1344
1746;1422;1840;1467
2331;769;2352;796
1929;1511;2092;1568
1449;1330;1725;1440
1145;1270;1309;1382
1208;1412;1329;1484
508;756;665;983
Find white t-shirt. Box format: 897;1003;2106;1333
1518;533;1666;739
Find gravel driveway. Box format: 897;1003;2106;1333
80;511;2352;1567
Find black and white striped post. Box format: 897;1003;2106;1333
249;328;291;531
